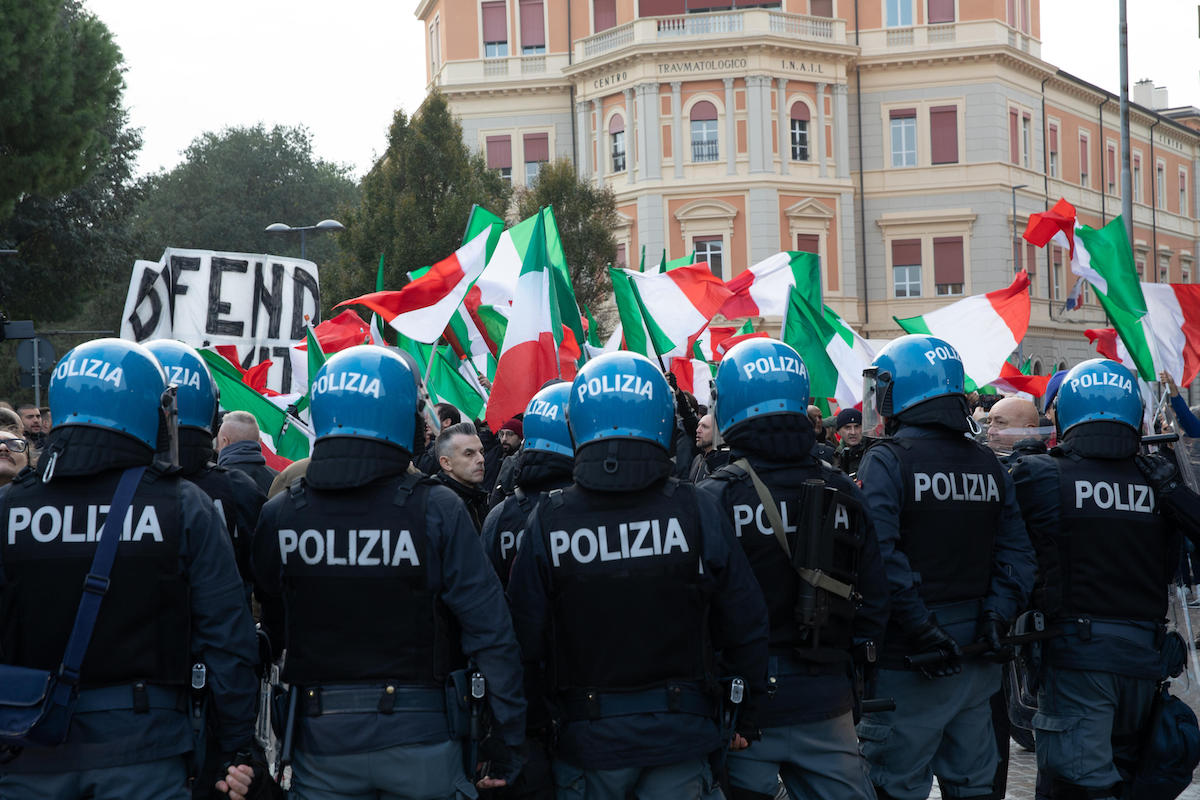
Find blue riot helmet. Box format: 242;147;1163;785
568;351;674;451
143;339;218;433
713;338;810;435
310;345;419;452
862;334;966;434
523;382;574;457
1054;358;1143;435
49;338;168;450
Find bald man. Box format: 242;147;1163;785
216;410;279;494
987;396;1045;462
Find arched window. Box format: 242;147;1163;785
609;114;626;173
790;101;810;161
689;101;718;162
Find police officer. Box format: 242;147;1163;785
479;382;574;800
855;334;1036;800
252;346;525;798
145;340;266;594
507;351;769;800
697;339;888;800
481;382;573;590
0;338;262;799
1010;359;1200;799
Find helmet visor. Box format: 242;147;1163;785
862;367;887;440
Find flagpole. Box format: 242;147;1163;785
1118;0;1133;246
423;338;439;390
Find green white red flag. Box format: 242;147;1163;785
486;212;565;429
337;228;491;343
614;264;733;359
782;286;876;413
720;251;820;318
895;271;1031;391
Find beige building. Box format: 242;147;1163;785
416;0;1200;389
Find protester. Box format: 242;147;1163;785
808;404;836;464
985;396;1045;458
832;407;866;475
15;403;45;448
0;407;24;436
216;410;279;494
687;412;729;481
1161;371;1200;437
434;420;490;531
0;430;29;488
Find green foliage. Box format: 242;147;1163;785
131;124;359;275
327;92;511;307
0;0;125;220
514;159;617;313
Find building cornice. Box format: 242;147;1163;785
414;0;435;21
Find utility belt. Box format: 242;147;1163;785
73;682;188;714
1052;616;1164;648
294;683;449;717
560;682;715;721
882;598;983;670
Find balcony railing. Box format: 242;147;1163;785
692;139;720;162
576;9;846;61
859;19;1039;57
432;53;571;88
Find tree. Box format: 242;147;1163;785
513;159;617;313
0;0;125;220
328;92;511;306
131;124;359;275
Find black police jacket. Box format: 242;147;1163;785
698;453;889;727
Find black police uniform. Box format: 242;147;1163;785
253;439;525;796
507;439;769;798
1011;423;1200;797
856;422;1036;800
697;419;888;800
0;426;259;798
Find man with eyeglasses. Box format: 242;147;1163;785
0;432;29;487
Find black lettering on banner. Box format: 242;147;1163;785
252;261;285;339
127;266;165;341
169;256;201;319
207;257;248;336
289;266;320;340
272;346;293;394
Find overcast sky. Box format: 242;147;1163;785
87;0;1200;180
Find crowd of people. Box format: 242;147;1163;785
0;333;1199;800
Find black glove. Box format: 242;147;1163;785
975;612;1013;663
221;748;282;800
909;619;962;679
852;639;879;686
1135;453;1183;499
478;736;525;785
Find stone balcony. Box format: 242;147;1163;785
431;52;572;90
573;9;847;63
855;18;1040;59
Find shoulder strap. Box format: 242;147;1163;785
513;486;533;514
660;476;680;498
392;470;427;507
287;477;308;509
547;488;565;509
731;458;792;559
56;465;147;691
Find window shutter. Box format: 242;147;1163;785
1009;110;1019;164
933;237;964;284
486;136;512;169
927;0;954;23
639;0;685;15
929;105;958;165
892;239;922;266
796;234;819;254
810;0;833;16
482;1;507;41
594;0;617;31
520;0;544;47
609;114;625;134
690;101;718;121
889;108;916;120
523;132;549;162
1048;124;1058;152
790;101;811;121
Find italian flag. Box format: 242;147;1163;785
1024;198;1200;386
720;251;821;319
782;285;876;413
486;212;565;429
199;349;314;465
988;361;1052;399
895;270;1031;391
669;356;715;409
612;264;733;359
336;228;491;343
474;207;585;362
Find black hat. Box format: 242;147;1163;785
835;408;862;430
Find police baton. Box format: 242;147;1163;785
278;685;298;775
468;671;486;777
903;627;1062;669
860;698;897;713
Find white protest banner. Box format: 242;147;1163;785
120;248;320;394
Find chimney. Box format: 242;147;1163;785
1133;79;1154;108
1152;86;1168;109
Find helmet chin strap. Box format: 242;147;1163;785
967;414;983;437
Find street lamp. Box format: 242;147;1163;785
264;218;345;261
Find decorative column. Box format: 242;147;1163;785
723;77;736;176
833;83;850;179
591;98;605;183
624;87;636;185
671;81;684;178
816;82;828;178
637;83;661;180
761;77;776;173
575;100;591;178
778;78;790;175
